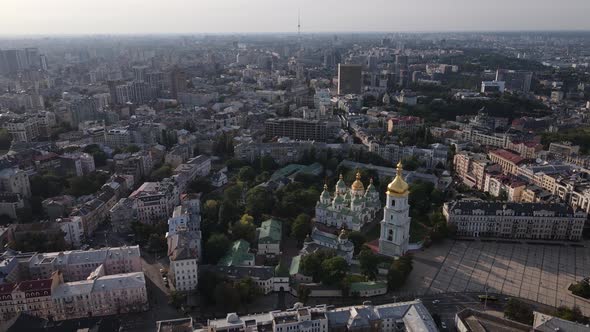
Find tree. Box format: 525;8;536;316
569;280;590;299
168;291;186;308
150;164;173;181
148;233;166;252
218;201;242;229
348;231;366;255
297;284;311;304
321;256;348;286
198;270;224;304
214;282;240;312
235;278;261;304
83;144;108;167
231;214;257;244
386;255;414;291
358;248;379;280
0;129;11;150
259;155;278;172
301;250;335;282
554;305;587;324
504;298;534;325
204;233;231;264
245;187;275;219
238;166;256;184
223;185;243;203
188;177;214;194
291;214;312;245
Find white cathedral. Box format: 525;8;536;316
315;163;411;257
379;161;412;257
315;172;381;231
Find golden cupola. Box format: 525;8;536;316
351;171;365;191
387;161;409;196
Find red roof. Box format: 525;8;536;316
0;283;16;295
17;279;52;292
490;149;525;165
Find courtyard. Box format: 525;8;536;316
405;240;590;315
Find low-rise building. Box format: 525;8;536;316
257;219;282;256
218;240;255;267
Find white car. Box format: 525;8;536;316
441;322;447;329
432;300;440;304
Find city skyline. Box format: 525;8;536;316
2;0;590;35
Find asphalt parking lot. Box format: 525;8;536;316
406;240;590;315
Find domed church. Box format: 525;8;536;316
315;171;381;231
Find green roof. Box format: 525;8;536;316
258;219;282;244
218;240;255;267
349;281;387;293
270;164;305;181
289;255;302;276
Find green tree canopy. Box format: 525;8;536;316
204;233;231;264
358;248;379;280
291;213;312;245
321;256;349;285
238;166;256;183
245;187;275;219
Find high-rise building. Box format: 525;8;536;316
495;69;533;93
379;162;411;257
170;67;187;99
265;118;328;142
337;64;362;95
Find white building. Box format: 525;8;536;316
56;217;84;248
315;173;381;231
379;162;411;257
204;300;437;332
130;181;178;225
168;233;199;292
481;81;505;93
0;168;31;198
301;228;354;263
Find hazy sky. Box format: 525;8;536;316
2;0;590;35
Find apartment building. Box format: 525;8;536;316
23;245;142;281
3;116;40;142
130;181;178;224
265;118;328;142
443;201;586;241
488;149;526;175
453;152;494;190
0;167;31;198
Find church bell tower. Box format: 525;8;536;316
379;161;411;257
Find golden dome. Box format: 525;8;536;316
351;171;365;191
387;161;409;196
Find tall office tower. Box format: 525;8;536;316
25;48;40;70
133;65;149;81
495;69;533;93
107;80;119;105
0;51;7;75
337;64;362;95
132;81;150;104
3;50;25;74
170;67;187;99
395;54;408;66
39;54;48;71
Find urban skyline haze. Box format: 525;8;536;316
2;0;590;35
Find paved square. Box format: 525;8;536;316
406;240;590;315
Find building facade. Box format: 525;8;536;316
443;201;586;240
